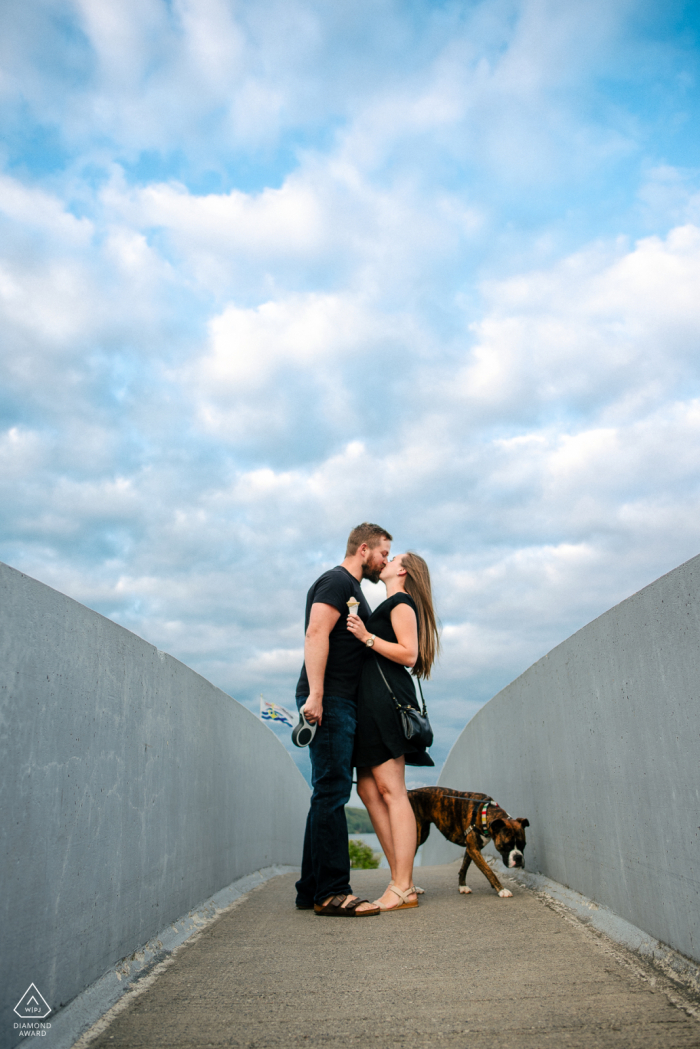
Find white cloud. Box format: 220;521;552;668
182;288;426;443
242;647;305;676
201;294;376;389
0;427;46;478
0;174;93;243
451;225;700;419
104;174;324;262
0;256;97;347
100;157;482;308
71;0;169;85
637;165;700;230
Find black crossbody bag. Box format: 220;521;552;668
374;657;433;750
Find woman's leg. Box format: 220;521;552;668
370;756;418;908
356;766;397;875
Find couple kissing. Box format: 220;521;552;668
294;522;439;917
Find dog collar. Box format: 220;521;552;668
470;800;491;839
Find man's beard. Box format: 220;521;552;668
362;561;383;584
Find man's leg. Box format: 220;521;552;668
294;808;316;907
294;697;318;908
307;695;356;902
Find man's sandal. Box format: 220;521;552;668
374;885;419;911
314;894;380;916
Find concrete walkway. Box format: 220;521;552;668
78;862;699;1049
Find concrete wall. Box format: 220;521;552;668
0;562;309;1038
422;553;700;964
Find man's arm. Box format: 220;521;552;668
302;602;341;726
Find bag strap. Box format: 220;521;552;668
374;657;401;710
415;676;428;718
374;655;428;717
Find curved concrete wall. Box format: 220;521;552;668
0;562;309;1037
422;553;700;964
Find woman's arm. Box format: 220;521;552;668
346;603;418;668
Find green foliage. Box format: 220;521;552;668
345;806;374;833
348;838;380;869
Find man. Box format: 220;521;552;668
295;522;393;915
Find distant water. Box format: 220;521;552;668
348;833;423;869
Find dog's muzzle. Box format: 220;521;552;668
508;849;524;868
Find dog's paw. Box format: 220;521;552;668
498;888;513;898
413;885;425;894
459;885;472;894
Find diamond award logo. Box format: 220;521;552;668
14;984;51;1020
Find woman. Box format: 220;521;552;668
346;551;439;911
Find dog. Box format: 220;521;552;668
408;786;529;898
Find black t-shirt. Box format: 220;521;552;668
295;565;371;700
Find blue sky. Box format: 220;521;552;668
2;0;700;785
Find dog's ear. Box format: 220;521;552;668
489;818;506;834
516;817;530;828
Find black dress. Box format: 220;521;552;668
353;593;434;769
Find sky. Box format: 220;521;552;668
2;0;700;786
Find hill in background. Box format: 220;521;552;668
345;806;373;834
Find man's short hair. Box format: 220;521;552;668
345;522;393;557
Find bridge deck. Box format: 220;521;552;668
78;861;699;1049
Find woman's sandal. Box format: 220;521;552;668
374;885;419;911
388;880;424;894
314;894;380;916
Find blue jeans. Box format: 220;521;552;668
295;694;357;905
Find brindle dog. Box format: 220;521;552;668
408;786;529;898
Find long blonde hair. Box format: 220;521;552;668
402;551;440;679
